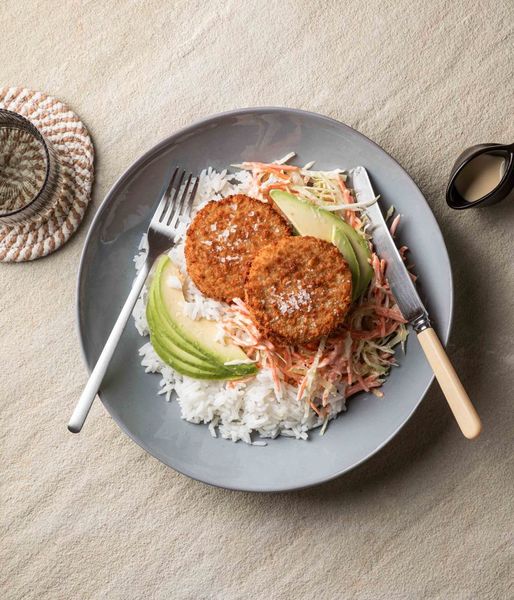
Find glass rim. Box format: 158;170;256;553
0;108;54;220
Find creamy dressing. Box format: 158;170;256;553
455;153;506;202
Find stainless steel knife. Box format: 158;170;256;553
350;166;481;439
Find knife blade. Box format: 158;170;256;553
349;166;481;440
350;165;429;330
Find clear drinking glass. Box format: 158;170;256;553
0;109;60;225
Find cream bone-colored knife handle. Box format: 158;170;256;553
417;327;482;439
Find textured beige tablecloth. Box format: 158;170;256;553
1;1;513;598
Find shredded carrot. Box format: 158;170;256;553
373;306;407;322
242;161;300;172
390;214;401;236
261;182;289;201
310;401;322;417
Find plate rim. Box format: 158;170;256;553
76;106;454;492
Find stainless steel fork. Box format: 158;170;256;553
68;167;198;433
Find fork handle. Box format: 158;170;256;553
417;327;482;439
68;263;150;433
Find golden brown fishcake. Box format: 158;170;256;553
245;236;353;344
185;195;291;302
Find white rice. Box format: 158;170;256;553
132;165;347;444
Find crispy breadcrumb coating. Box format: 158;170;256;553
245;236;352;344
185;195;291;302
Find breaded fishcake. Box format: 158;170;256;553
185;195;291;302
245;236;353;344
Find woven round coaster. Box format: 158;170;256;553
0;87;94;262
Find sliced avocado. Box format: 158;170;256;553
149;294;242;378
270;189;373;298
154;257;257;377
155;257;257;372
148;274;215;362
147;298;224;374
147;256;258;379
150;334;231;379
341;220;373;298
331;228;360;294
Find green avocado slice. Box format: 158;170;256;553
331;228;361;294
340;220;373;298
150;334;233;379
270;189;373;298
148;271;215;362
147;297;225;374
146;256;258;379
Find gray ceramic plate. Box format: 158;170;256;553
77;108;452;492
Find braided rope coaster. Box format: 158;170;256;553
0;87;94;262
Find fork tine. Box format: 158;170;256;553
169;174;196;230
161;170;185;225
152;167;179;224
168;173;192;226
181;177;198;220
